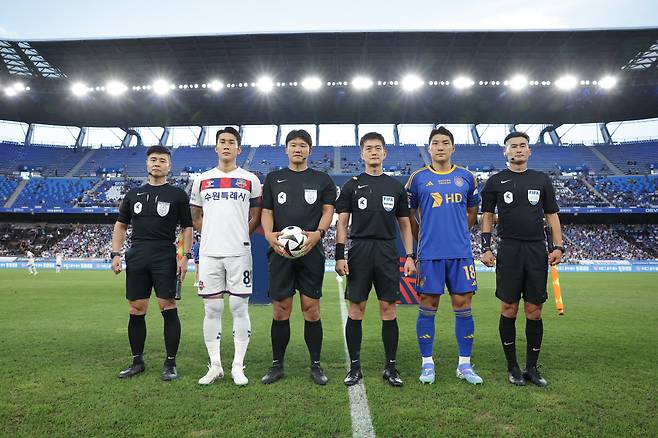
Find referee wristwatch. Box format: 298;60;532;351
110;251;121;258
317;229;326;239
552;245;566;254
183;252;193;259
406;253;416;261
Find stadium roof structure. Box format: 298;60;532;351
1;29;658;127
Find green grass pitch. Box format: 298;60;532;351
1;269;656;437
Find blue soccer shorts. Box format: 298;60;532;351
416;258;478;295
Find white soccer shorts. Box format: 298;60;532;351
198;254;253;297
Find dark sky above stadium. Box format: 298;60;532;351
1;0;657;40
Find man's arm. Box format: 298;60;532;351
467;206;478;229
545;213;564;265
191;206;203;232
480;212;495;267
261;208;285;255
303;204;334;253
248;207;262;235
409;209;419;242
335;212;350;276
397;216;417;277
111;221;128;274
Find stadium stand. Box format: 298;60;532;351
11;177;97;209
590;175;658;207
0;175;19;205
0;142;86;176
596;141;658;174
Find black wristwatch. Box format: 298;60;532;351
183;252;193;259
553;245;566;254
317;229;326;239
406;253;416;261
110;251;121;258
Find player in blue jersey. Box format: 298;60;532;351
406;126;483;385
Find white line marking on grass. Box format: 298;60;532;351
336;275;376;438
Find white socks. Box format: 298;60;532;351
203;295;251;368
203;298;224;365
229;295;251;368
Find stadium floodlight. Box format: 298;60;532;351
599;75;617;90
13;82;26;92
71;82;89;97
352;76;373;90
555;75;578;91
509;75;528;91
452;76;474;89
208;80;224;91
4;86;17;97
256;76;274;93
152;79;171;95
301;76;323;91
401;75;424;91
106;81;128;96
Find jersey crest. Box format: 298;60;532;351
157;201;170;217
278;192;287;204
304;189;317;204
358;197;367;210
527;190;540;205
133;202;143;214
382;195;394;212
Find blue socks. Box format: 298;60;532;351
416;306;436;358
454;308;474;358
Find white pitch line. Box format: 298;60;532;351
336;275;376;438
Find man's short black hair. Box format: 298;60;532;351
428;126;454;146
359;132;386;148
504;131;530;144
216;126;241;146
146;145;171;156
285;129;313;147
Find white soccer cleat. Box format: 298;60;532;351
231;365;248;386
198;364;224;385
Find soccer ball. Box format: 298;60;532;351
278;226;307;259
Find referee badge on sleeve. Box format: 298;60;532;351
157;201;170;216
382;196;394;211
527;190;540;205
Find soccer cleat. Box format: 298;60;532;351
508;366;526;386
309;364;329;385
193;282;199;287
343;368;363;386
231;365;249;386
261;365;285;384
383;368;404;387
198;364;224;385
456;364;483;385
118;362;145;379
162;363;178;381
523;366;548;387
419;363;435;384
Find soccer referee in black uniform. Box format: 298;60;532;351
480;131;564;387
111;145;193;381
335;132;416;387
260;129;336;385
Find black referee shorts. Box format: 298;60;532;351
346;239;401;303
268;246;324;301
495;239;548;305
125;242;177;301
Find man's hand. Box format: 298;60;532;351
301;230;322;255
548;249;563;266
265;231;286;256
403;257;417;277
178;255;189;281
480;250;495;267
335;259;349;276
111;255;122;274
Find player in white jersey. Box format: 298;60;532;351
190;127;262;386
26;251;38;275
55;252;63;273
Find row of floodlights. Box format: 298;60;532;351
3;74;618;98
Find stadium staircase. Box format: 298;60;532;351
66;148;97;177
333;147;341;173
580;177;613;206
418;146;431;165
242;147;258;170
589;146;624;175
4;179;28;208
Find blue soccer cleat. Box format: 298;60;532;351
456;363;483;385
419;363;435;384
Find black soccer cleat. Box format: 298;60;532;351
383;368;404;387
261;366;285;384
343;368;363;386
118;362;145;379
507;366;526;386
162;363;178;381
523;366;548;387
310;364;329;385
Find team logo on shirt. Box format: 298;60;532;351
527;190;540;205
454;176;464;187
431;193;443;207
235;179;248;189
157;201;170;217
304;189;318;204
358;197;368;210
382;196;395;212
133;202;143;214
278;192;287;204
504;191;514;204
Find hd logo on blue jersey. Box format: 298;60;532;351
431;192;463;207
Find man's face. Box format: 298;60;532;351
286;137;310;165
504;137;531;164
428;133;455;163
215;132;240;164
146;152;171;177
360;139;386;166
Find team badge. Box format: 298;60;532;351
157;201;170;217
431;192;443;207
236;179;247;189
277;192;287;204
133;202;142;214
504;191;514;204
304;189;317;204
382;196;395;212
527;189;540;205
454;176;464;187
358;197;367;210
